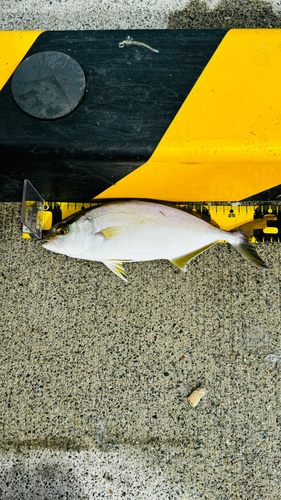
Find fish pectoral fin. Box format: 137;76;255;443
170;241;219;271
96;226;122;239
103;260;129;282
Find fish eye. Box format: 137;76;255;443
57;226;68;235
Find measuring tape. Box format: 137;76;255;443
22;202;281;242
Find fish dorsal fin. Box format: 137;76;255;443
170;241;219;271
103;260;128;282
96;226;122;238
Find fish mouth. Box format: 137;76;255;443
41;239;58;250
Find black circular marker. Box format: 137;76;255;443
11;51;86;120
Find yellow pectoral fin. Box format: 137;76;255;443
97;226;122;238
171;241;219;271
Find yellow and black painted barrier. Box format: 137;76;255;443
1;29;281;239
96;29;281;204
2;29;281;204
0;29;227;201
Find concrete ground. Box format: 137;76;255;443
1;0;281;30
1;2;281;499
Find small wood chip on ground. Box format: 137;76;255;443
187;387;207;407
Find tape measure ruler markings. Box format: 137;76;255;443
22;201;281;243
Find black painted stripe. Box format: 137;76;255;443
242;184;281;203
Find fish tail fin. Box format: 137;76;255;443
227;215;276;269
229;229;267;269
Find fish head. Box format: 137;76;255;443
41;210;94;257
42;220;77;255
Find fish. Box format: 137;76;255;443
42;200;267;281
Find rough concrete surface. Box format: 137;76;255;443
1;1;281;499
1;0;281;30
1;201;281;499
168;0;281;28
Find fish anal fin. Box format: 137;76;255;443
104;260;128;282
97;226;122;238
170;241;219;271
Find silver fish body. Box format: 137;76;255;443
42;200;267;280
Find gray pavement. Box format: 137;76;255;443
1;0;281;30
1;202;281;499
1;2;281;499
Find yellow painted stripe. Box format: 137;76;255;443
0;31;43;91
95;29;281;202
